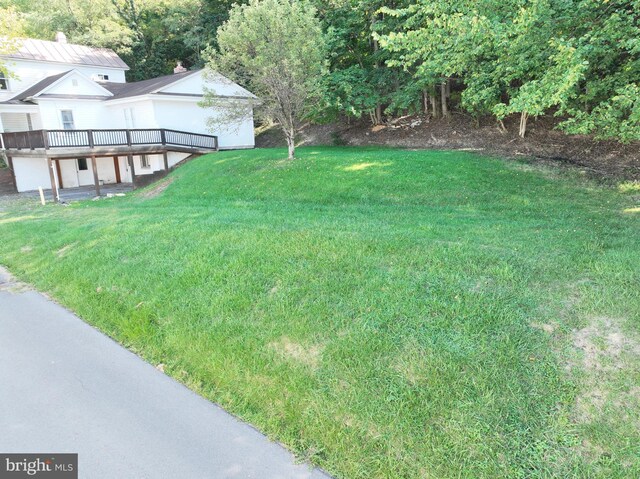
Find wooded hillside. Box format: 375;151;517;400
3;0;639;144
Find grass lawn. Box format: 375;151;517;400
1;146;639;478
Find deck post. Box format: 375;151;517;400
47;157;59;202
6;156;18;193
91;155;100;197
113;156;121;184
127;154;135;188
55;160;63;189
163;151;169;171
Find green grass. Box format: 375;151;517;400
1;147;639;478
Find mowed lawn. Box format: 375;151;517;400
1;147;639;478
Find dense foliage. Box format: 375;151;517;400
3;0;640;142
0;6;23;69
1;0;242;80
203;0;326;159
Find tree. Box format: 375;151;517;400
0;6;25;66
5;0;208;81
314;0;414;125
203;0;327;159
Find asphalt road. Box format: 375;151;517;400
0;268;330;478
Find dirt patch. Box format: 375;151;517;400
257;114;640;181
0;266;31;293
392;340;430;385
570;316;640;426
341;161;392;172
572;316;640;373
531;322;557;334
269;336;324;370
56;243;77;258
139;177;175;199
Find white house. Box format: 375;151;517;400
0;33;256;197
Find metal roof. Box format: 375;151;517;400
5;39;129;70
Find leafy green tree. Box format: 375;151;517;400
315;0;414;125
204;0;327;159
0;5;25;85
5;0;208;80
0;6;24;59
557;0;640;142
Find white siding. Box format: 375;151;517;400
152;71;255;148
45;73;112;97
160;71;253;98
134;154;163;175
0;112;43;132
37;99;110;129
105;99;157;129
1;113;30;132
118;156;132;183
59;159;79;188
0;59;126;103
13;157;50;192
167;152;191;168
151;98;254;149
96;157;117;184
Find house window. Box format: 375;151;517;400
140;155;151;169
77;158;88;171
60;110;75;130
97;74;109;81
0;71;7;90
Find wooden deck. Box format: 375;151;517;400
0;128;217;201
0;128;218;157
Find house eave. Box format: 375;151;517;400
0;103;39;113
105;93;257;106
36;94;111;101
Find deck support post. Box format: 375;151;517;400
55;160;63;189
91;155;100;197
6;156;18;193
46;157;59;202
113;156;121;184
163;151;169;171
127;154;135;188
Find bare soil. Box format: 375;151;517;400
256;114;640;181
139;176;175;199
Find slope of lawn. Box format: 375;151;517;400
1;147;639;478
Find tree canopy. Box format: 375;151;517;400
0;6;24;70
204;0;326;159
2;0;640;143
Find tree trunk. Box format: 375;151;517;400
371;16;382;125
374;105;382;125
287;137;295;160
284;127;295;159
431;86;440;118
441;80;450;118
423;90;430;114
519;111;528;138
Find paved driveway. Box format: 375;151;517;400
0;269;329;478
